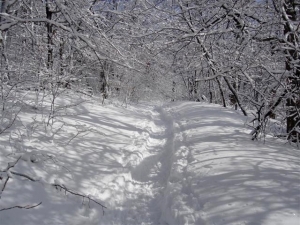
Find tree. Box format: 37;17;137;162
281;0;300;141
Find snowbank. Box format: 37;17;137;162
160;102;300;225
0;97;299;225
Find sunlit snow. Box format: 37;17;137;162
0;96;299;225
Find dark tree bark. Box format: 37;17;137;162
215;77;227;108
283;0;300;139
208;80;213;103
224;77;247;116
46;0;53;70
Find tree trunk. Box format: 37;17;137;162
216;77;226;108
59;38;64;77
283;0;300;139
46;0;53;70
208;80;213;103
224;77;247;116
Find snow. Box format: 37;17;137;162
0;96;299;225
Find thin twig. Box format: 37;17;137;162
0;202;42;212
52;183;106;209
10;171;37;182
8;171;107;213
53;183;106;215
0;156;22;196
0;156;22;172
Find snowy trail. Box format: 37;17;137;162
159;102;300;225
82;104;180;225
0;99;299;225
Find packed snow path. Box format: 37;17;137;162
0;99;299;225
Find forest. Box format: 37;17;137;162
0;1;299;224
0;0;299;143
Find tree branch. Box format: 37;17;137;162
0;202;42;212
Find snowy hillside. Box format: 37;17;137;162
0;98;299;225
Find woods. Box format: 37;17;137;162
0;0;299;142
0;1;299;223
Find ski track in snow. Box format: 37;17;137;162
99;105;170;225
110;105;179;225
0;98;299;225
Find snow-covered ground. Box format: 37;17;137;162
0;96;299;225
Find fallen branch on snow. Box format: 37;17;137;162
0;156;22;196
0;157;106;214
0;202;42;212
53;183;107;215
